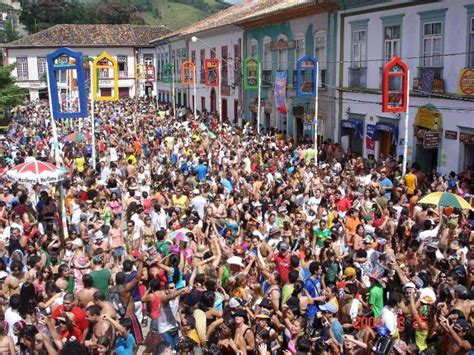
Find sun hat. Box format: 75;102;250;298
419;288;436;304
227;256;244;267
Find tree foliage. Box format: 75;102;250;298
19;0;143;33
0;64;27;110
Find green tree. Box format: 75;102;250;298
3;16;20;42
0;64;27;111
95;0;138;24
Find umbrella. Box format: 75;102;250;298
62;132;91;143
168;228;191;242
418;191;472;210
6;158;65;185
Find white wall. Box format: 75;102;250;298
5;46;144;99
342;0;474;91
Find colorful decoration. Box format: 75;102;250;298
382;55;408;113
243;57;259;90
161;63;173;83
46;47;88;119
274;71;287;114
136;63;145;81
296;55;317;97
204;59;219;87
92;52;119;101
145;64;155;83
181;61;195;85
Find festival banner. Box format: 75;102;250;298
92;52;119;101
382;55;408;113
296;55;317;97
204;59;219;87
243;57;259;90
274;71;287;114
46;47;88;119
145;64;155;83
161;63;173;83
181;61;195;85
366;124;375;154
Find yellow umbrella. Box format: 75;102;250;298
418;191;472;210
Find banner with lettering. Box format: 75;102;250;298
275;71;287;114
366;124;375;154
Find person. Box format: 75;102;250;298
0;97;471;355
51;293;89;341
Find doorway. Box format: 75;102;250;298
144;84;153;98
210;88;216;112
201;97;206;112
234;100;239;124
222;98;228;120
463;144;474;169
379;131;395;157
415;147;438;171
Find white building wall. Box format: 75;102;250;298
156;27;243;121
337;0;474;174
5;46;157;100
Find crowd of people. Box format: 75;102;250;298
0;97;471;355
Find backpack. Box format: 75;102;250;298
110;286;129;318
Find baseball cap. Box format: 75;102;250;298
278;242;289;251
319;302;337;314
341;267;357;279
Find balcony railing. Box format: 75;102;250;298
413;67;444;94
348;67;367;88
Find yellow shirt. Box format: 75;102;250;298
75;157;85;173
172;195;188;209
404;173;416;195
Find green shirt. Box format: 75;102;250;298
314;228;330;247
369;284;384;318
91;268;112;299
281;284;294;306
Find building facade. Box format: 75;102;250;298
240;3;338;143
3;24;170;100
336;0;474;174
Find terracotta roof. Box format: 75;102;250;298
150;0;334;44
5;24;172;48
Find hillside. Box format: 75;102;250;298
81;0;231;30
143;0;228;30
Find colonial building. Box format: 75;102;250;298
3;24;171;100
152;0;339;140
336;0;474;174
239;0;338;143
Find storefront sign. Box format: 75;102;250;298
445;130;458;140
459;132;474;145
415;107;442;131
271;40;295;51
366;124;375;154
423;131;440;149
458;69;474;96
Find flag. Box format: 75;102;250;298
275;71;287;114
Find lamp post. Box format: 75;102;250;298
191;36;222;123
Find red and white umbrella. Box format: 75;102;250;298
6;158;65;184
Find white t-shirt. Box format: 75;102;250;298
381;306;398;336
5;307;22;343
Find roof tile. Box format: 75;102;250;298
5;24;172;48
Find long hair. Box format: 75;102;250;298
18;282;36;318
